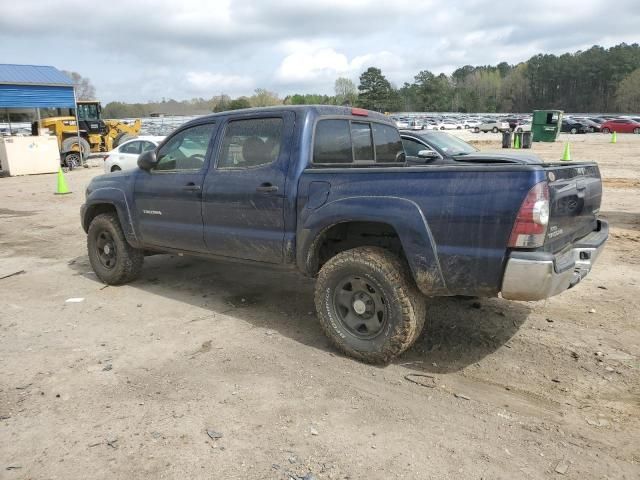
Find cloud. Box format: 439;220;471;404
0;0;638;102
185;72;254;95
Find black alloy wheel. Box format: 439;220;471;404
95;230;117;269
333;275;388;339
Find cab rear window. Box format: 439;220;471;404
313;119;404;166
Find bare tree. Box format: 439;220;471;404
62;70;97;100
334;77;357;105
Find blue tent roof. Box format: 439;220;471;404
0;64;73;86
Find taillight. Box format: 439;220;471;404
508;182;550;248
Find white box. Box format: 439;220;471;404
0;135;60;176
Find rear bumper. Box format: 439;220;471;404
501;220;608;301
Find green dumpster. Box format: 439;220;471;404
532;110;563;142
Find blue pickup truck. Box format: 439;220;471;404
81;106;607;363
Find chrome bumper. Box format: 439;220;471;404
501;220;608;301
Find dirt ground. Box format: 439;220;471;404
1;133;638;480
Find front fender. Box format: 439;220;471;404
82;187;140;247
297;196;447;295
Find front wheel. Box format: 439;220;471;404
634;128;640;134
314;247;426;364
87;213;144;285
570;127;577;134
473;127;480;133
110;165;122;172
492;127;498;133
602;127;610;134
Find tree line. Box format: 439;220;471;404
100;42;640;118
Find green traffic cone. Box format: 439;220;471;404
561;143;571;161
514;134;521;149
611;131;617;144
55;168;71;195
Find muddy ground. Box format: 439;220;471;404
0;133;638;479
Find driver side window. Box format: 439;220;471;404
155;123;215;172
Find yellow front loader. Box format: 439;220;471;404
40;100;141;167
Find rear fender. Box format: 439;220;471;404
298;196;447;295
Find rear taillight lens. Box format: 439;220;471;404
508;182;549;248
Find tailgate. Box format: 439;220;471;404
544;162;602;253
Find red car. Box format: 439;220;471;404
601;118;640;134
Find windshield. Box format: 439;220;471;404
424;132;477;155
77;103;99;121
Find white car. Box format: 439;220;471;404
438;121;463;130
473;120;510;133
103;136;165;173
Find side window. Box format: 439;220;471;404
313;120;352;164
120;141;141;154
373;123;404;163
351;122;373;161
218;118;283;169
401;138;427;157
141;141;156;152
155;124;215;172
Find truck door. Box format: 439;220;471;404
202;113;294;263
133;122;217;252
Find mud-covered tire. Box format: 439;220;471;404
87;213;143;285
314;247;426;364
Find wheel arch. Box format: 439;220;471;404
82;189;140;247
297;196;447;295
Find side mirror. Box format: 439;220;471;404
417;149;439;160
138;150;157;171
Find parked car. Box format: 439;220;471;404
474;120;510;133
103;136;165;173
573;117;601;132
514;123;531;132
81;105;607;363
400;130;542;164
437;121;463;130
463;119;481;129
561;119;589;134
600;118;640;134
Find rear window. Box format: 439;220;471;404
372;123;403;163
313;119;404;165
313;120;351;164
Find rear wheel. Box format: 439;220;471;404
492;127;498;133
87;213;143;285
315;247;426;364
602;127;610;134
110;165;122;172
570;127;577;134
634;128;640;134
473;127;480;133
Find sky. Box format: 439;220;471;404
1;0;639;103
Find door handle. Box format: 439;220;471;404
256;183;278;193
182;183;201;192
